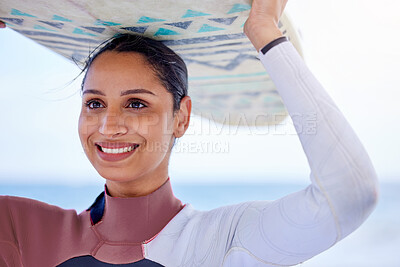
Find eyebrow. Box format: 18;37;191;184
82;89;105;96
120;89;156;96
82;88;156;96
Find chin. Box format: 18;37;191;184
96;167;139;183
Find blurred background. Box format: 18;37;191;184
0;0;399;266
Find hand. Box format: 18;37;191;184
244;0;288;52
0;21;6;29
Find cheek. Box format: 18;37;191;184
124;114;157;135
128;113;174;136
134;112;175;154
150;113;175;140
78;112;99;144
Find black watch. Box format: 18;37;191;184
260;36;288;55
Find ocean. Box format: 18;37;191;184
1;182;399;267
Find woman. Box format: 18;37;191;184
0;0;378;266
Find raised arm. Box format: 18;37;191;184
222;0;379;265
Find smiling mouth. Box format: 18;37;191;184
96;144;140;154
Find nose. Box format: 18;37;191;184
99;111;128;138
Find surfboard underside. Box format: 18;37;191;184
0;0;303;126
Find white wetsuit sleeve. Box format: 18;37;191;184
224;41;379;266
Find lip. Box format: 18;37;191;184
95;142;137;149
95;142;139;162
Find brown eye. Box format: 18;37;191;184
85;100;104;109
127;100;147;110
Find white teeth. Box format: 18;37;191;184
101;146;136;154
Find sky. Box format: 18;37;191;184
0;0;399;185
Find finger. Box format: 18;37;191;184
0;21;6;28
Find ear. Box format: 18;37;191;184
173;96;192;138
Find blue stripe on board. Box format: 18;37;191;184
188;72;267;81
57;256;164;266
164;21;193;30
227;4;251;14
38;20;64;29
208;16;238;25
31;38;88;47
192;58;253;63
73;28;97;36
241;91;262;97
180;47;255;57
182;9;211;18
161;32;246;46
15;29;248;49
183;53;257;71
137;16;166;23
33;25;57;32
44;45;90;53
52;15;72;22
13;29;99;43
197;24;225;33
122;26;148;34
82;26;106;33
154;28;180;36
11;9;36;17
0;17;24;26
172;41;250;51
95;19;121;26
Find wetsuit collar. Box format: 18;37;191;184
89;178;183;243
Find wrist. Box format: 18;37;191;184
254;27;283;52
245;24;283;52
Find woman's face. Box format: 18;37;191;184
78;51;190;197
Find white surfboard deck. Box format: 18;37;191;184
0;0;303;126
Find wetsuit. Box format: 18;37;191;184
0;40;378;267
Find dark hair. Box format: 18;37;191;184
81;34;188;112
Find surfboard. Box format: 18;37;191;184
0;0;303;126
